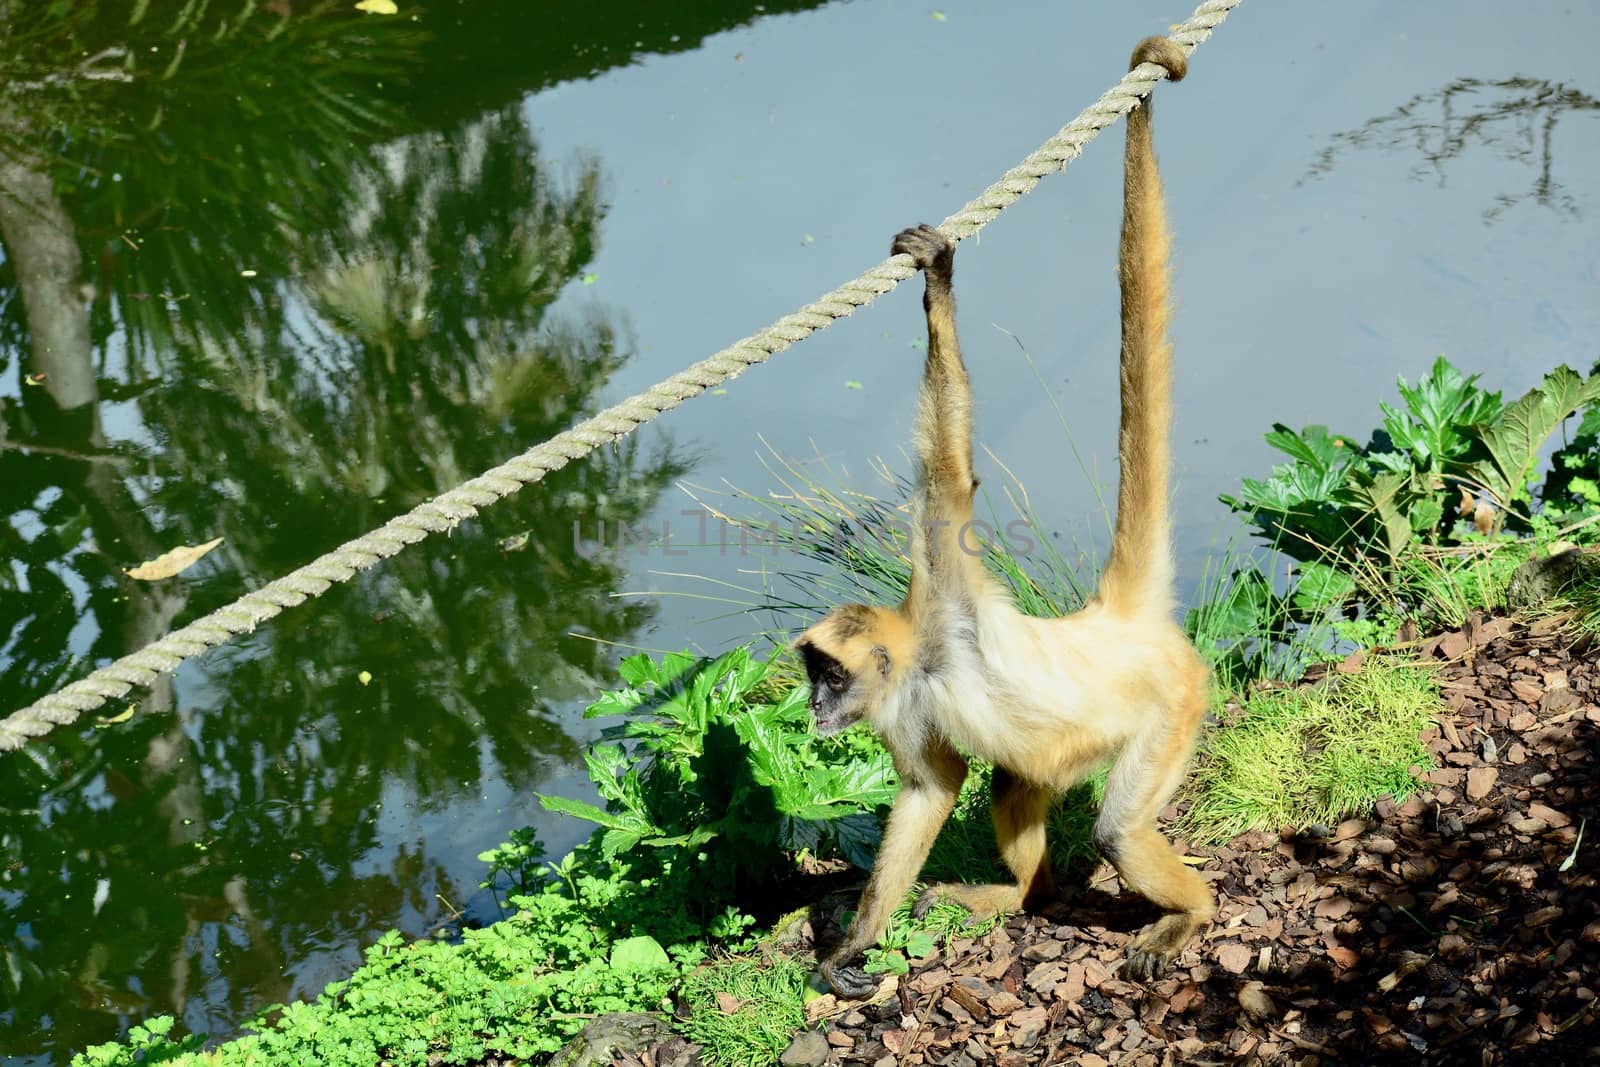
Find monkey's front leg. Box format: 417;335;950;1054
821;751;966;998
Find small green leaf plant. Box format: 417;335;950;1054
536;647;897;910
1206;358;1600;674
477;826;548;899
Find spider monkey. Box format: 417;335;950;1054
796;38;1211;998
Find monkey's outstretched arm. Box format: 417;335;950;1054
820;740;967;998
892;225;985;611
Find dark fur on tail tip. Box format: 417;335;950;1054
1130;37;1187;81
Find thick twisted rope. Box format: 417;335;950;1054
2;0;1242;751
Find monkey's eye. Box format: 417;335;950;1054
825;668;849;693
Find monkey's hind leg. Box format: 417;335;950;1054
913;766;1055;922
1094;685;1214;979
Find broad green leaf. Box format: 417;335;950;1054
1469;365;1600;508
585;686;644;717
1189;568;1276;646
1407;496;1444;536
1262;424;1356;474
1346;470;1412;563
1291;561;1358;613
1380;356;1502;473
609;935;671;972
538;794;623;826
598;829;643;858
642;825;719;850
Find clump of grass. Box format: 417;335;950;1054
1556;571;1600;633
1339;539;1524;632
1178;658;1442;845
677;957;809;1067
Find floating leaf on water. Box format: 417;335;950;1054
581;272;599;285
354;0;398;12
358;670;373;687
239;269;258;278
124;537;223;580
498;531;530;552
711;388;728;396
802;233;815;245
910;338;926;350
96;706;136;727
931;10;947;20
24;373;46;386
845;380;864;390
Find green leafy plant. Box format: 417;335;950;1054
1225;359;1599;575
538;647;897;911
1539;360;1600;515
1225;359;1496;571
1207;359;1600;667
1469;365;1600;515
859;892;998;979
72;1017;205;1066
478;826;549;898
70;864;691;1067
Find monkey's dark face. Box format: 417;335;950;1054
794;604;907;736
798;641;861;735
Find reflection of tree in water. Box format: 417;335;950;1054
0;8;686;1061
1302;77;1600;222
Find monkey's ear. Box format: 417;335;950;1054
871;645;892;677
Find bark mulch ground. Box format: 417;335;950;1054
788;612;1599;1066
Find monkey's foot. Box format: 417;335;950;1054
1123;912;1202;980
912;882;1023;923
820;961;880;1000
890;224;954;275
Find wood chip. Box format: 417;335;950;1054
1239;981;1278;1021
1217;943;1252;974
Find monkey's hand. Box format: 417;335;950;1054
891;224;954;278
819;956;881;1000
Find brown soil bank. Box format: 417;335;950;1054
792;612;1598;1066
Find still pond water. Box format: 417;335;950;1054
1;0;1597;1061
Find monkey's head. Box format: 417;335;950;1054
793;604;911;736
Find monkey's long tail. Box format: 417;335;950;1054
1098;38;1187;620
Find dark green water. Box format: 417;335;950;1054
2;1;1597;1062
